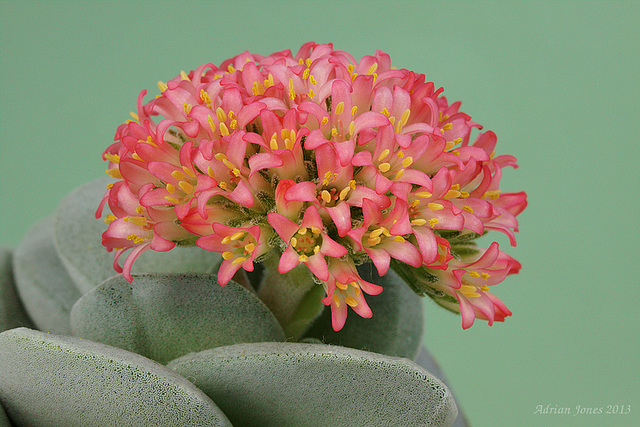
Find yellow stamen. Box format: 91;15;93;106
200;89;211;104
428;203;444;211
463;206;474;213
348;120;355;136
230;231;244;241
394;169;405;180
298;228;307;235
182;166;196;178
378;162;391;173
429;218;439;227
132;153;143;161
207;166;216;179
123;216;147;226
339;186;351;200
344;296;358;307
377;149;390;162
207;115;216;133
288;79;295;100
310;226;321;235
400;109;411;126
129;111;139;121
105;169;122;179
313;245;320;254
298;254;309;263
394;236;405;243
443;123;453;131
334;101;344;115
219;182;227;190
484;190;501;200
309;75;317;85
157;81;168;92
166;183;176;194
366;62;378;75
302;68;310;80
481;285;490;291
178;181;194;194
232;256;246;265
180;70;190;81
415;191;432;198
469;270;481;278
219;122;229;136
290;237;298;247
183;103;192;114
481;273;491;280
351;106;358;115
305;58;312;67
321;117;329;125
104;153;120;164
135;206;144;214
321;190;332;203
104;214;117;224
401;157;413;168
332;294;341;307
411;218;427;226
227;65;235;73
222;251;234;260
397;150;405;158
336;281;348;290
444;189;461;199
164;196;180;204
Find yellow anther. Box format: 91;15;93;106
397;150;405;158
451;184;460;190
180;70;190;81
481;273;491;280
230;231;244;241
394;169;405;180
200;89;211;104
332;294;341;307
290;237;298;247
395;120;403;134
460;191;470;198
232;256;246;265
178;181;194;193
298;58;304;65
429;218;439;227
302;68;310;80
157;81;168;92
376;150;390;163
411;218;427;226
105;168;122;179
463;206;474;213
221;236;232;244
164;196;180;204
104;214;117;224
445;141;456;151
452;150;460;155
227;65;235;73
321;117;329;125
310;226;321;235
334;101;345;115
348;120;355;136
415;191;432;199
401;157;413;168
344;296;358;307
400;109;411;126
123;216;148;226
216;107;227;122
166;184;176;194
460;285;480;297
104;153;120;164
219;122;230;136
366;62;378;75
222;158;236;170
308;89;315;99
270;137;279;150
309;75;317;85
129;111;139;121
469;270;481;278
388;116;396;126
351;72;358;81
135;206;144;214
183;103;192;114
288;79;296;100
321;190;332;203
266;73;274;87
229;119;238;130
481;285;490;292
445;189;461;199
106;183;114;189
339;186;351;200
219;182;227;190
349;180;356;189
484;190;501;200
305;58;312;67
394;236;405;243
331;127;338;137
182;166;196;178
378;162;391;173
351;106;358;115
207;166;216;179
207;115;216;133
313;245;320;254
428;203;444;211
336;281;348;290
347;64;354;74
382;107;390;117
132;153;143;161
298;228;307;235
298;254;309;263
228;110;236;119
443;123;453;131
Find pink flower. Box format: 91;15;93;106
99;42;527;330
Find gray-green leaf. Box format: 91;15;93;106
12;216;81;334
168;342;458;426
304;263;424;360
53;178;222;294
0;247;33;332
71;273;286;364
0;328;232;426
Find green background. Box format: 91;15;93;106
1;1;638;425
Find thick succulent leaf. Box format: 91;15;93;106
12;217;81;334
0;399;9;427
168;342;458;426
304;263;424;360
53;178;222;294
71;273;286;364
0;247;33;332
417;347;468;427
0;328;232;426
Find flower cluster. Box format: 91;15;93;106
98;42;526;331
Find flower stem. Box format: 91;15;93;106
257;255;324;339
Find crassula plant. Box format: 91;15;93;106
0;42;526;426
